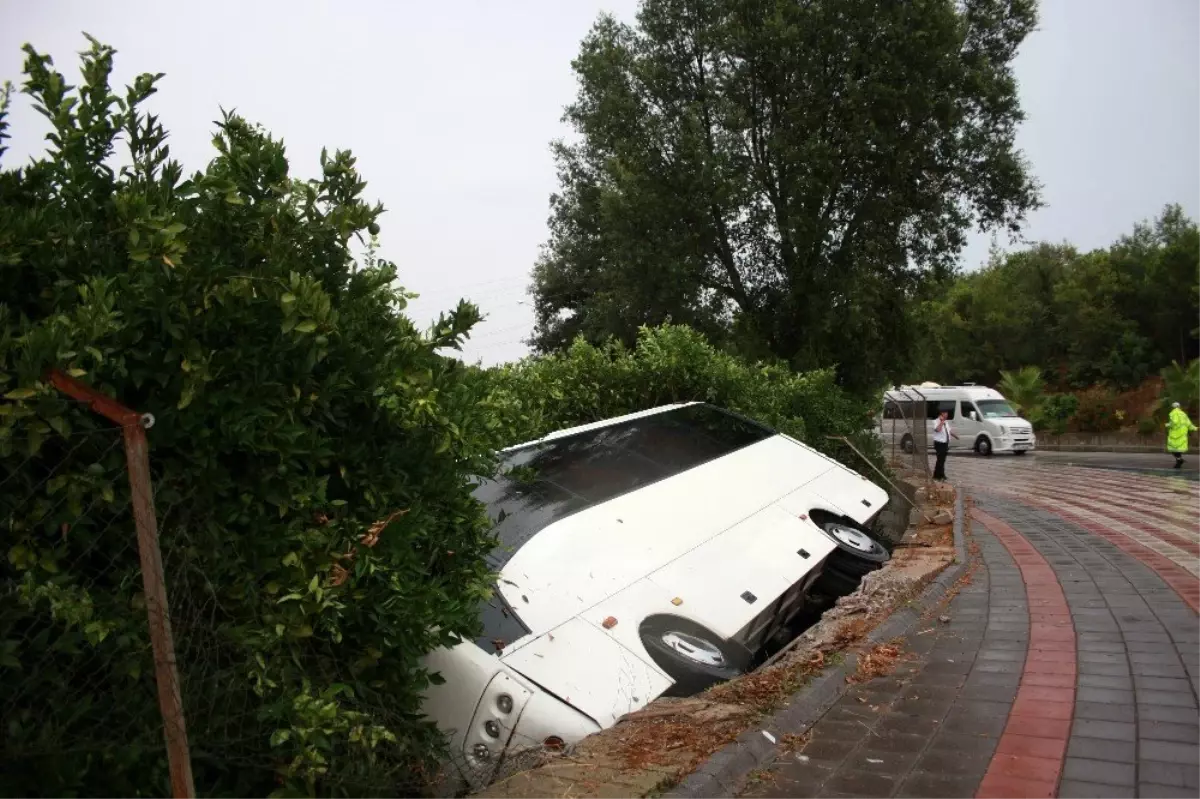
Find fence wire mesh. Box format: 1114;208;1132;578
2;391;465;791
0;411;175;796
881;387;932;481
0;384;558;798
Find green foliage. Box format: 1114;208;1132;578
1153;359;1200;420
531;0;1040;393
1030;393;1078;435
480;324;883;473
912;207;1199;390
1072;388;1121;433
1;39;497;795
996;366;1045;416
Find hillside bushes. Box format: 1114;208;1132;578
480;324;882;470
1;40;497;795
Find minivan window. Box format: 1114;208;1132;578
977;400;1018;418
469;404;775;652
961;401;979;419
925;400;956;420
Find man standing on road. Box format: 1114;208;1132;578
932;408;959;481
1166;401;1197;469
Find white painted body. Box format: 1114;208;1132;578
879;385;1037;455
419;404;889;789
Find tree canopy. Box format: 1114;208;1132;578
911;205;1200;390
530;0;1041;393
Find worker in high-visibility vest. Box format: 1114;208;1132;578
1166;402;1197;469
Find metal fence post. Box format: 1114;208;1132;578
47;369;196;799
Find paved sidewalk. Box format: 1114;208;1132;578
739;491;1199;798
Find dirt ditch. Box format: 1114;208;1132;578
473;477;956;799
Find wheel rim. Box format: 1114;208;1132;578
661;631;725;667
827;524;878;554
980;439;991;455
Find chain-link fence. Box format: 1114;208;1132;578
1;374;194;797
1;373;570;798
880;386;931;481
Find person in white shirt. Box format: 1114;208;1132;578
932;409;959;481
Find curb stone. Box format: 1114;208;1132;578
666;490;969;799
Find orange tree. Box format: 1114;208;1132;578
1;39;499;795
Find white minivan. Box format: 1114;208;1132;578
879;384;1036;456
420;403;892;790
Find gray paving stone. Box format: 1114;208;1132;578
1057;779;1134;797
1076;686;1136;705
1062;756;1136;786
1080;661;1132;677
1066;735;1136;763
1132;661;1188;678
1077;640;1126;653
1073;718;1137;741
1140;720;1200;744
1133;675;1195;692
940;702;1009;737
1139;703;1200;724
863;728;932;754
964;670;1022;687
959;682;1019;703
1139;759;1200;788
1136;688;1198;707
1078;674;1133;690
1074;700;1136;723
820;769;899;796
1137;783;1197;798
1140;738;1200;766
895;770;984;798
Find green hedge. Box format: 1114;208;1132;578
1;40;497;796
480;324;883;471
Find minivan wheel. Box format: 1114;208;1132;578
639;615;749;697
900;434;914;454
975;436;993;456
822;522;890;577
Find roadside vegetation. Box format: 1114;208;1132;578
1;0;1194;794
0;30;867;797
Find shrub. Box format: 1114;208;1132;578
1072;387;1121;433
1136;417;1158;436
481;324;882;471
1030;393;1078;435
1;40;496;795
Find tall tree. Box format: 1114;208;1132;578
532;0;1041;393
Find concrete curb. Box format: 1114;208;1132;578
666;490;970;799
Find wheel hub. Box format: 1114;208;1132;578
828;524;876;554
661;631;725;667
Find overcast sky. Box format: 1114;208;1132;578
2;0;1197;366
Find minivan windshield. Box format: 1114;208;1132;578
977;400;1018;418
469;404;774;652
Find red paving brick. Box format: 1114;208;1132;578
995;733;1068;759
972;508;1076;799
1016;498;1200;613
